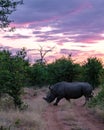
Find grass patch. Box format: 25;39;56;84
88;88;104;109
0;88;47;130
87;87;104;122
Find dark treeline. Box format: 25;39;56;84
0;48;104;109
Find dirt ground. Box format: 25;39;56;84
42;92;104;130
1;88;104;130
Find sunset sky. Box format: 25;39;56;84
1;0;104;64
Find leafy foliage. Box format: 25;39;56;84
82;57;103;89
47;57;81;84
0;49;104;110
88;86;104;109
26;56;82;86
0;49;29;109
99;68;104;85
0;0;23;28
28;63;48;87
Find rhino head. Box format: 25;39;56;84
43;85;56;103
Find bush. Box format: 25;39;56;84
0;49;29;109
47;57;81;84
82;57;103;89
88;86;104;109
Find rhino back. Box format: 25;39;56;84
52;81;92;99
64;82;83;98
52;82;66;96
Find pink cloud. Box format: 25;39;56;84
72;50;104;64
10;1;93;29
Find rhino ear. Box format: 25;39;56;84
49;85;52;90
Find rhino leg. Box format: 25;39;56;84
65;98;71;102
83;92;94;106
53;97;62;105
83;97;90;106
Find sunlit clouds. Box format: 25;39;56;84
0;0;104;63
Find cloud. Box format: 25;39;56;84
3;34;31;39
9;0;104;45
60;48;80;56
11;0;83;23
68;34;104;43
0;45;20;54
1;0;104;64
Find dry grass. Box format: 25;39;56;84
0;87;48;130
1;87;104;130
89;107;104;123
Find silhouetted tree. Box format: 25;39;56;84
0;0;23;29
82;57;103;89
36;45;55;64
0;49;29;109
47;57;81;84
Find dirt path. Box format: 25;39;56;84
42;96;104;130
71;99;104;130
43;105;64;130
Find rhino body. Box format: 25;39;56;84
43;81;93;105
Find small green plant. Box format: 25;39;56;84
19;103;28;110
14;118;21;127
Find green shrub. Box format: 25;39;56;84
88;87;104;109
82;57;103;89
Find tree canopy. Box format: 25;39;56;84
82;57;103;89
0;0;23;28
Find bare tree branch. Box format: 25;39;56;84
36;45;55;64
